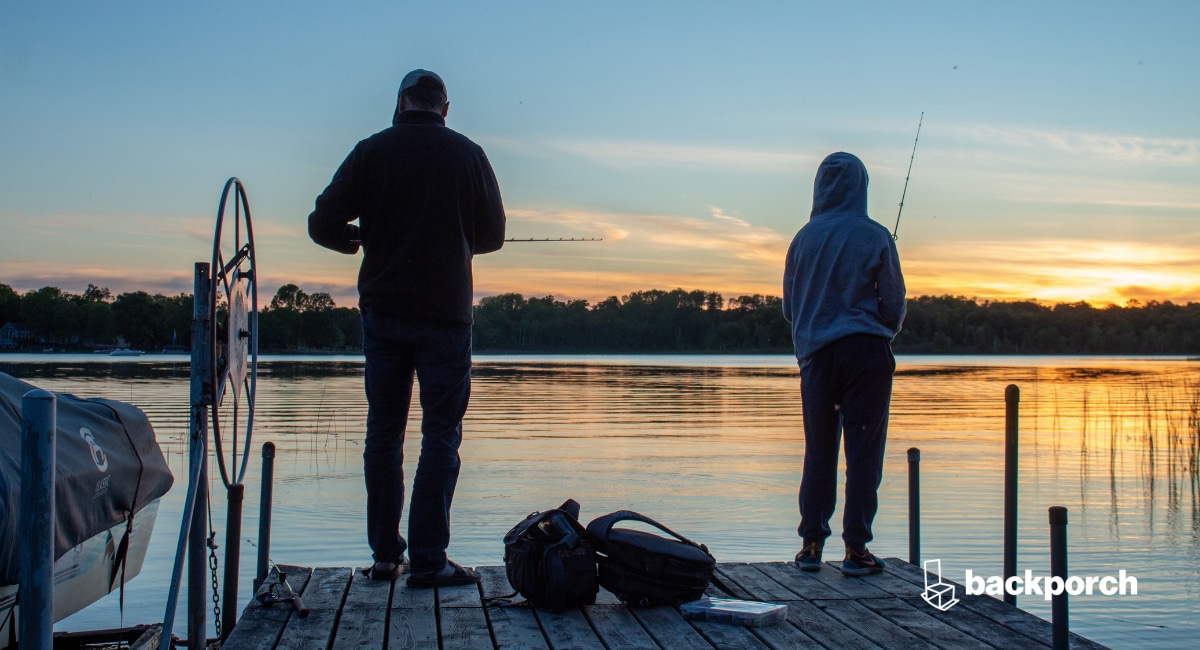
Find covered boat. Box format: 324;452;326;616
0;373;173;646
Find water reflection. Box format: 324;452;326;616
1;354;1196;647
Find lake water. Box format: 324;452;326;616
2;353;1197;648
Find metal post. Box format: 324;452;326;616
254;442;276;593
19;390;56;650
187;451;208;649
221;483;244;641
188;263;212;650
1049;506;1069;650
1003;384;1019;606
907;447;920;565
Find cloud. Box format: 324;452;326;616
708;206;752;227
944;123;1200;165
0;261;195;297
1007;195;1200;211
538;138;816;173
902;239;1200;305
507;205;791;264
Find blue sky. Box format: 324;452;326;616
2;1;1197;308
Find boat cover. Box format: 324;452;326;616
0;373;174;586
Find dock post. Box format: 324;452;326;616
1004;384;1019;606
19;389;56;650
221;483;245;641
254;441;276;593
1049;506;1069;650
188;262;212;650
907;447;920;565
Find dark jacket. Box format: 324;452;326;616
308;110;506;324
782;152;906;366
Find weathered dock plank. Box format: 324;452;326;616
582;604;659;649
228;559;1112;649
534;608;606;650
777;599;882;650
275;567;353;650
814;598;935;648
439;567;493;649
223;565;313;650
442;607;493;650
806;561;893;599
860;596;993;650
331;569;391;650
883;557;1109;650
388;608;440;649
743;612;824;650
753;561;851;601
392;578;438;610
626;606;715;650
440;579;485;608
478;565;549;650
900;596;1052;649
714;563;796;602
689;619;772;650
390;578;439;650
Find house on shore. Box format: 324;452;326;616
0;323;31;350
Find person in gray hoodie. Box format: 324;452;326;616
782;152;906;576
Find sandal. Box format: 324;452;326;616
405;559;480;588
361;555;407;581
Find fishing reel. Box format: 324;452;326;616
253;569;308;618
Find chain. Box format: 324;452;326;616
208;534;222;638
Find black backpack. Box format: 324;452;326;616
503;499;598;612
585;510;716;607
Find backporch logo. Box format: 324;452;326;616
965;569;1138;600
921;559;960;611
920;559;1139;611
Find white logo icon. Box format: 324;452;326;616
79;427;109;472
921;559;960;611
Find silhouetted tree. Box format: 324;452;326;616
0;283;20;325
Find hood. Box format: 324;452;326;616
810;152;869;219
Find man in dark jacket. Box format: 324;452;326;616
782;152;905;577
309;69;505;587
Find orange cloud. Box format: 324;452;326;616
902;239;1200;305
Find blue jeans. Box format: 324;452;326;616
798;333;895;551
361;310;472;573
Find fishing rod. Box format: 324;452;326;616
504;237;603;242
892;111;923;240
253;558;308;618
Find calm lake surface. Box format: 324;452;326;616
3;353;1198;648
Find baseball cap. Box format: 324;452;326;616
399;69;447;97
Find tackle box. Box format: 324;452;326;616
679;597;788;627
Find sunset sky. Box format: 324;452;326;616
2;2;1197;309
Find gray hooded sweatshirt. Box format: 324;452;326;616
782;152;906;366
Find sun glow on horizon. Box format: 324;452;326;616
5;219;1199;311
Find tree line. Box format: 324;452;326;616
3;281;1199;355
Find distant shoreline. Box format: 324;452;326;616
2;350;1196;359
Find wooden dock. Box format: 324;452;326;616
223;559;1110;649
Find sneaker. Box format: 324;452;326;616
794;541;823;572
406;559;480;588
363;555;408;581
841;547;885;576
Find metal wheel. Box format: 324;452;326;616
211;177;258;488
